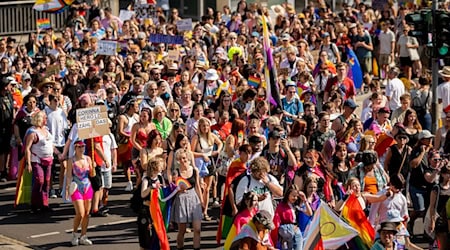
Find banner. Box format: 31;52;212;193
176;18;193;31
149;34;184;45
76;105;110;139
97;40;117;56
119;10;135;21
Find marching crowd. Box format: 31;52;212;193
1;0;450;249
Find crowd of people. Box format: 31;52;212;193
1;0;450;249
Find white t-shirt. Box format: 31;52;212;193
67;124;79;158
101;133;118;172
378;29;395;55
385;78;405;111
437;81;450;118
235;174;282;219
45;106;68;147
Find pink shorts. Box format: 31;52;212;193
71;186;94;201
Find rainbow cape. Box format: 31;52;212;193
149;189;170;250
216;159;247;245
341;194;375;249
14;128;37;207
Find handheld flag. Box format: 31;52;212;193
341;193;375;248
345;47;363;90
261;15;281;107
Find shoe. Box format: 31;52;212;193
79;235;93;245
124;181;133;191
71;233;79;246
50;190;57;199
91;210;108;217
211;200;220;208
99;206;109;213
203;214;212;221
185;227;192;233
42;206;54;212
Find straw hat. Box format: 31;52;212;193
438;66;450;78
38;78;56;91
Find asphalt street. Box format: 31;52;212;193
0;92;429;249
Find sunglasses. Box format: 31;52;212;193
171;109;179;112
44;85;53;89
432;158;442;162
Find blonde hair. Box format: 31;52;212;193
249;157;270;173
147;157;165;175
197;117;214;146
31;111;46;127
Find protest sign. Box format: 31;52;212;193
176;18;193;31
76;106;110;140
45;65;60;77
168;50;179;61
149;34;184;44
97;40;117;56
119;10;135;21
36;18;51;29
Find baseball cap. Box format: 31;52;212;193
281;33;290;41
22;73;31;81
74;139;86;146
251;31;260;38
343;99;358;109
378;106;390;114
253;210;275;230
322;32;330;38
418;130;435;140
378;222;398;233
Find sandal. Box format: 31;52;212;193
203;214;212;221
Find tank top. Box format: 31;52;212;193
30;127;54;162
198;135;213;156
72;156;91;194
177;168;196;189
124;114;138;133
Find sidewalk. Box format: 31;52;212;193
0;235;32;250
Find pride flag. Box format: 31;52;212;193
341;193;375;249
345;47;363;90
33;0;71;13
248;75;261;89
303;202;358;249
36;18;51;29
149;189;170;250
261;15;281;107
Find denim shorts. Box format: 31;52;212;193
101;170;112;189
409;185;429;211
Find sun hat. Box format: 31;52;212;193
438;66;450;78
205;69;219;81
38;78;56;91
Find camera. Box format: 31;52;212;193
280;132;287;140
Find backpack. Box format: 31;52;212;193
129;175;163;213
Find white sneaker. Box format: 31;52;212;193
124;181;133;191
79;235;93;245
71;233;79;246
211;201;220;208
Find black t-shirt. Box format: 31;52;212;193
261;147;288;181
63;82;85;106
409;147;433;189
119;91;139;106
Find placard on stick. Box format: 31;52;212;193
76;106;110;139
176;18;193;31
97;40;117;56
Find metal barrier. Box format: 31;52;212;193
0;0;68;36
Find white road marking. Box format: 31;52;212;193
29;231;60;238
64;218;136;233
5;187;16;191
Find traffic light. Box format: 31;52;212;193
436;11;450;57
405;10;431;44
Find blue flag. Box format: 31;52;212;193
345;47;363;90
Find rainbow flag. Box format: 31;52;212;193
261;15;281;107
216;159;247;245
14;159;32;207
341;194;375;249
248;75;261;89
33;0;69;13
36;18;51;29
149;189;170;250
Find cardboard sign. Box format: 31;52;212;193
176;18;193;31
97;40;117;56
76;106;110;140
167;49;179;61
45;65;60;77
149;34;184;44
119;10;135;21
372;0;388;11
